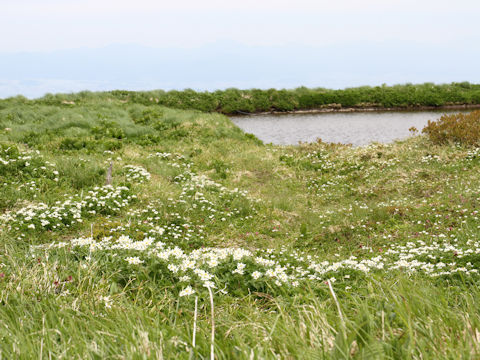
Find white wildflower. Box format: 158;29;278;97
179;286;195;297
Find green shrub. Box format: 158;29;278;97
101;139;123;151
91;121;125;139
166;128;189;140
130;108;164;125
59;137;89;150
422;110;480;146
153;117;181;131
135;134;162;146
21;131;43;146
0;144;57;181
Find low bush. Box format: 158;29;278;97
59;137;90;150
91;121;125;140
422;110;480;146
129;107;164;125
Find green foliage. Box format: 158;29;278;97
101;138;123;151
129;106;164;125
59;137;89;150
0;144;56;181
91;120;125;139
211;159;229;179
152;116;181;131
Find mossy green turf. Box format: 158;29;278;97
1;95;480;359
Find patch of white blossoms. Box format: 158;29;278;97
421;154;441;163
147;152;191;169
0;146;58;183
466;148;480;161
31;233;480;298
124;165;151;183
1;185;134;232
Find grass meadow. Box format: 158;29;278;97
0;93;480;358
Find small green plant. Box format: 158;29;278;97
153;117;181;131
130;108;164;125
59;137;89;150
101;139;123;151
300;223;308;239
211;159;229;179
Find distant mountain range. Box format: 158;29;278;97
1;41;479;98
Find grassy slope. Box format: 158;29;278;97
0;97;479;358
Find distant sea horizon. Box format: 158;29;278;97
1;42;479;99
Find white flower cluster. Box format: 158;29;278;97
179;286;195;297
303;150;337;172
148;152;190;169
280;150;336;173
125;201;200;242
31;231;480;298
466;148;480;160
123;165;151;183
147;152;174;160
421;154;441;163
0;146;34;166
131;153;259;235
1;185;134;232
0;146;58;182
173;170;258;222
32;235;302;293
125;256;144;265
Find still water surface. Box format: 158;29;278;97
232;110;470;146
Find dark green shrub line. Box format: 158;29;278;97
2;82;480;115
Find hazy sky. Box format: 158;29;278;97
1;0;479;97
3;0;479;51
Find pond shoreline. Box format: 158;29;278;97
232;109;473;146
231;104;480;116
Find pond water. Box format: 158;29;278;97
231;110;471;146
